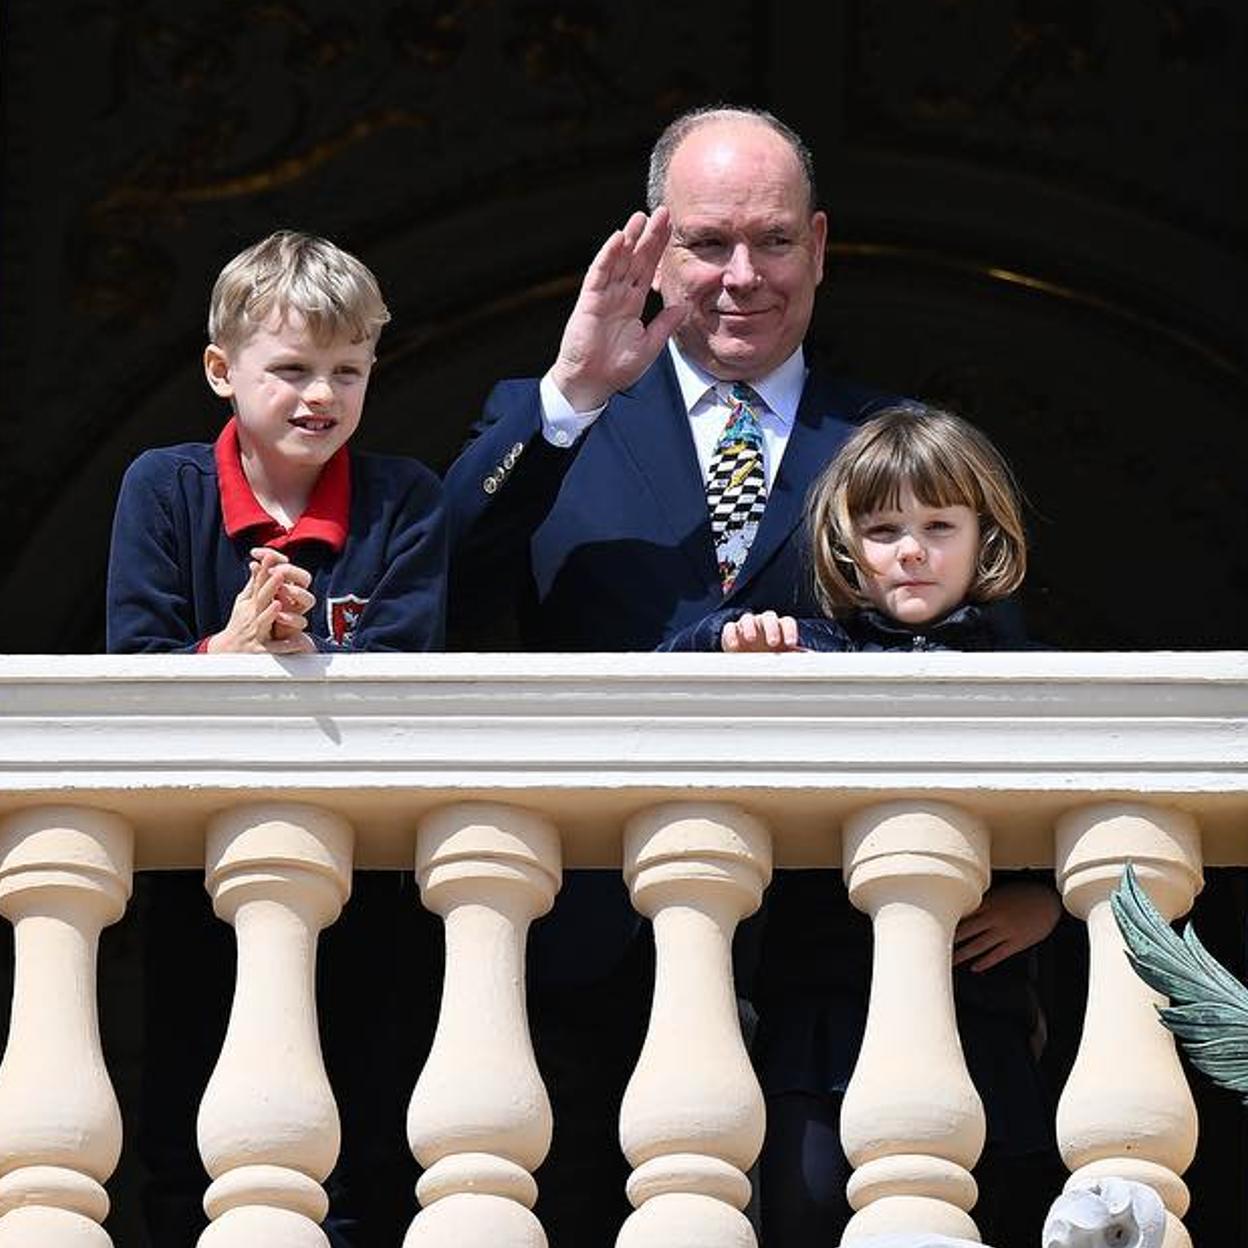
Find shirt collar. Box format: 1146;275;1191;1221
213;417;350;553
667;339;806;429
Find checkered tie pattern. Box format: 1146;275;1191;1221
706;382;767;594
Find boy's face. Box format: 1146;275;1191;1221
204;311;374;475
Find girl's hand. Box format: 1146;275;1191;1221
721;611;804;653
954;880;1062;971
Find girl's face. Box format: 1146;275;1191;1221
853;488;980;625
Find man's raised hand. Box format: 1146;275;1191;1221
549;208;688;412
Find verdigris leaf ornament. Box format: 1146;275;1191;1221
1111;861;1248;1099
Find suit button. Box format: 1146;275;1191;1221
511;441;524;456
503;451;516;469
482;475;499;494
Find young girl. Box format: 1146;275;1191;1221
665;403;1065;1248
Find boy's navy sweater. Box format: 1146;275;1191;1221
107;425;447;653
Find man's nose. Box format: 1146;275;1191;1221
722;243;760;290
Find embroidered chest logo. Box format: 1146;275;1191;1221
327;594;369;645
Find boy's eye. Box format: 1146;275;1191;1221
272;364;306;377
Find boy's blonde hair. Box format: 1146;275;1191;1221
808;403;1027;616
208;230;390;351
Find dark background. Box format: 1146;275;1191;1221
2;1;1246;1244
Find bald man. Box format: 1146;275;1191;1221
445;106;883;1245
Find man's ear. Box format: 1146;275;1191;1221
811;210;829;285
203;344;234;398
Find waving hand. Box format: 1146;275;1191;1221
549;208;688;411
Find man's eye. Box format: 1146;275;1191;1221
761;234;792;249
688;238;726;255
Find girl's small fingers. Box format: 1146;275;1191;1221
953;930;1003;964
955;913;993;941
971;941;1018;973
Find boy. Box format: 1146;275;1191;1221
106;231;445;1246
108;229;445;654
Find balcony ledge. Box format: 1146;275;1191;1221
1;652;1245;868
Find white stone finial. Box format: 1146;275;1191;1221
839;800;990;1243
405;802;561;1248
616;801;772;1248
1043;1179;1167;1248
196;801;353;1248
0;804;133;1248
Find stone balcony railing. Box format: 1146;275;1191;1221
0;652;1244;1248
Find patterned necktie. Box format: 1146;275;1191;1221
706;382;767;594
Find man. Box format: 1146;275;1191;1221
444;106;882;1245
447;105;882;651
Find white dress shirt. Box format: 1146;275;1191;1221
539;340;807;491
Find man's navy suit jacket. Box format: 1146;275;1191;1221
446;349;884;652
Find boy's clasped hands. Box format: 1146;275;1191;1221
205;547;317;654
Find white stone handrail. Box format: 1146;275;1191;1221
0;652;1244;1246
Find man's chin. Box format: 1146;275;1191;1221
699;338;785;382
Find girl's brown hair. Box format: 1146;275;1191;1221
807;403;1027;616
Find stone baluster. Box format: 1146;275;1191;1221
839;800;990;1241
617;802;772;1248
196;802;353;1248
1055;802;1202;1248
405;802;560;1248
0;805;133;1248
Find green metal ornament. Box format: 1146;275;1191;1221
1112;862;1248;1100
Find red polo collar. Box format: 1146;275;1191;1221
214;418;350;553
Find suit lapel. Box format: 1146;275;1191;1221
726;367;866;602
607;354;719;585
